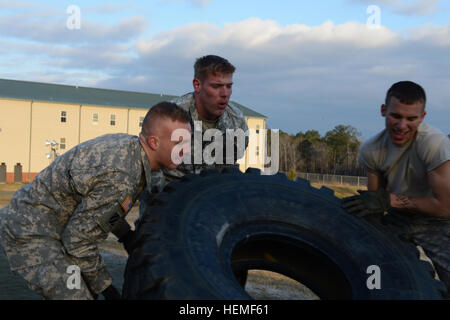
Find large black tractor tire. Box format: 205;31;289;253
122;168;445;300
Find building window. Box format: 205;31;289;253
256;125;260;134
61;111;67;123
256;146;260;156
93;113;98;124
110;114;116;126
60;138;66;150
139;116;144;128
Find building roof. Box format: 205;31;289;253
229;101;267;119
0;78;267;119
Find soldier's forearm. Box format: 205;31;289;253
62;240;113;294
82;266;114;294
390;193;450;219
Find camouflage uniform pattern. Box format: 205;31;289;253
149;92;249;191
138;92;249;228
384;210;450;295
0;134;151;299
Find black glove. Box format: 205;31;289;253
101;285;121;300
341;189;391;217
118;229;135;255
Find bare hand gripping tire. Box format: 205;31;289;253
122;168;445;300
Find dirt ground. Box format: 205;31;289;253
310;183;366;198
0;184;21;208
0;182;354;300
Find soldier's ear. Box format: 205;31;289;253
193;78;201;93
381;104;387;117
148;136;159;150
420;109;426;122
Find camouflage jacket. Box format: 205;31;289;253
149;92;249;190
0;134;151;294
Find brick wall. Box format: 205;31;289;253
5;172;38;183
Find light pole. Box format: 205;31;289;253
45;139;60;164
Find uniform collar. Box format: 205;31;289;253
140;143;153;194
417;121;428;136
188;92;227;130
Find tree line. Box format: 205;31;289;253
265;129;449;178
274;124;367;177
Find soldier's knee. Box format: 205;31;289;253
16;258;94;300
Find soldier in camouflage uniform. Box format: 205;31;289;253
0;102;191;300
147;55;249;193
136;56;250;284
341;81;450;296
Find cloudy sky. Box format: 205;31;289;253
1;0;449;139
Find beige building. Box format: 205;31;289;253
0;79;267;183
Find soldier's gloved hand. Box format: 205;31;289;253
341;189;391;217
101;285;121;300
118;230;135;255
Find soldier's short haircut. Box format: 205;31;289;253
385;81;427;110
194;55;236;81
141;101;190;137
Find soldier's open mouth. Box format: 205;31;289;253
393;132;406;139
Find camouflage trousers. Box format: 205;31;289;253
0;236;95;300
385;210;450;296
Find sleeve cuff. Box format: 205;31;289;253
83;267;113;294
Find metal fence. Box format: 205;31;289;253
297;172;368;187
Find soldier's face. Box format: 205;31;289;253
158;120;192;170
381;97;426;146
193;72;233;121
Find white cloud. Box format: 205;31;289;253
354;0;442;16
0;9;147;44
130;18;449;137
133;18;400;85
0;1;38;9
407;24;450;46
2;17;449;137
136;18;398;61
